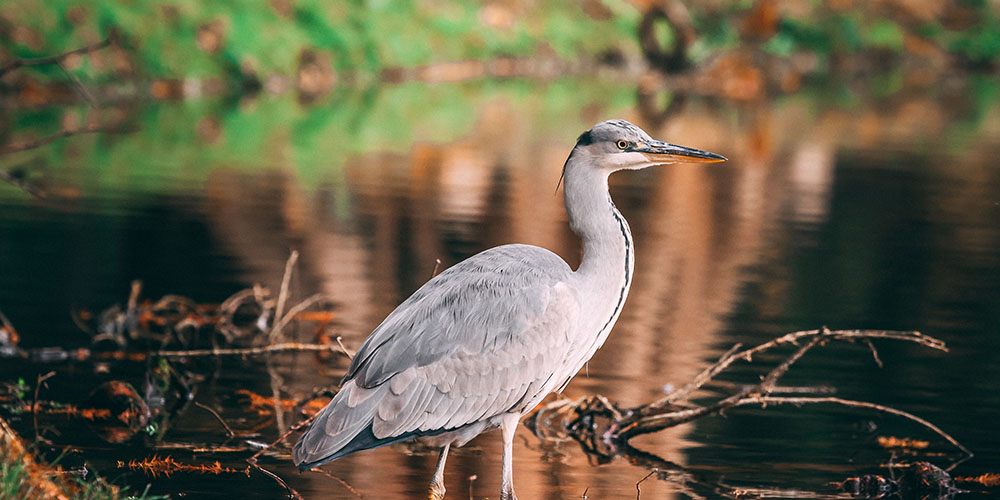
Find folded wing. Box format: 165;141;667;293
294;244;581;469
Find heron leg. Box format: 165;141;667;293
429;443;450;500
499;413;519;500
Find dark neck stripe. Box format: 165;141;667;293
598;199;633;337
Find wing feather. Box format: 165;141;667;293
294;244;581;469
345;245;575;388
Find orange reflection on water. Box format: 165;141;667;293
199;91;1000;498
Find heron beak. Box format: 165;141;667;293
638;141;727;164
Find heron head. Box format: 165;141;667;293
573;119;726;171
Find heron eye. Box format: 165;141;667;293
616;140;629;150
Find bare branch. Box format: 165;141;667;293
755;334;822;396
0;168;46;198
655;343;742;406
308;467;365;499
656;328;944;407
156;342;339;358
247;459;303;500
269;294;336;342
735;396;972;458
528;328;968;466
0;124;132;155
269;250;299;343
193;401;237;439
0;36;113;76
335;335;354;360
56;60;98;108
635;469;658;500
33;371;56;443
863;338;883;368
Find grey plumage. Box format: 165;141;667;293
293;119;725;500
295;245;577;466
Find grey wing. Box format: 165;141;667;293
347;244;577;387
294;244;581;468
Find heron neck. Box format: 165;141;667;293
563;164;634;289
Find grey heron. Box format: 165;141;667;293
293;119;725;499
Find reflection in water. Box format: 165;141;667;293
2;80;999;498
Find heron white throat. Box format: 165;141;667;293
294;119;725;500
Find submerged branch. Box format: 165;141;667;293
655;328;945;408
736;396;972;458
528;328;968;467
156;342;340;358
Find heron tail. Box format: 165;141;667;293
293;380;392;470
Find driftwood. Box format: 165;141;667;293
527;328;970;466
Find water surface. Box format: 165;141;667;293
1;79;999;499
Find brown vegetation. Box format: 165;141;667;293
1;415;75;500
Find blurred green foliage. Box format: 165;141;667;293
946;16;1000;66
4;0;997;89
689;2;1000;70
0;80;635;198
0;0;640;81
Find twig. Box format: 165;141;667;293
335;336;354;360
431;258;442;279
615;443;712;500
751;329;945;354
269;294;336;342
249;396;323;462
268;361;288;443
657;343;742;405
247;459;302;500
57;60;98;108
0;36;113;76
33;371;56;442
863;338;883;368
308;467;365;499
701;380;836;395
0;124;131;155
193;401;236;439
149;442;255;454
736;396;972;458
635;469;657;499
241;397;324;499
616;393;743;441
755;335;822;396
0;167;47;198
656;329;943;407
270;250;299;343
156;342;339;358
126;280;141;341
620;335;825;439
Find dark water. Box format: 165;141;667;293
1;81;999;499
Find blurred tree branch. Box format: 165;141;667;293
0;35;115;77
0;124;128;156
